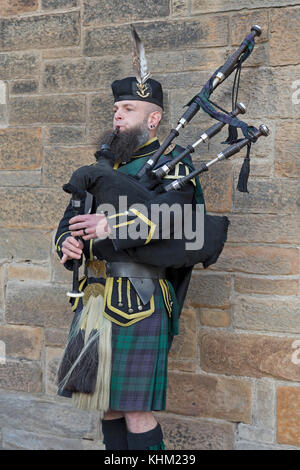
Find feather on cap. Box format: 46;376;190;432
131;24;151;85
110;26;163;109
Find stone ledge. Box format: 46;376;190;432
0;391;100;440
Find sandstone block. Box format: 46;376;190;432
46;347;64;396
237;424;274;444
270;7;300;66
0;392;100;439
0;12;80;52
184;47;228;72
2;427;84;450
233;295;300;333
231;10;269;44
275;120;300;178
0;52;39;79
45;328;69;348
168;359;196;373
9;79;38;94
255;380;275;429
44;126;85;145
198;160;232;213
186;272;231;308
153;70;209;91
191;0;300;13
147;50;184;74
83;0;169;26
84;17;228;57
0;359;42;392
0;127;41;171
171;0;188;16
232;178;300;215
213;245;299;275
0;171;36;189
227;214;300;245
52;253;74;283
0;229;52;262
199;308;231;328
43;146;95;187
277;386;300;446
236;65;300;119
87;92;115;144
43;57;128;92
168;306;197;366
0;0;38;16
235;276;298;296
5;281;74;328
0;189;70;229
42;46;82;60
0;325;42;360
167;371;253;423
41;0;78;10
158;414;235;450
8;264;50;282
0;266;4;311
9;94;86;125
200;331;300;382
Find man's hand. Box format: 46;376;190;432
69;213;111;241
61;236;84;264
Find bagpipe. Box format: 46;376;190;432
62;25;269;298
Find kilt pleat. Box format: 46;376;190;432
109;290;169;411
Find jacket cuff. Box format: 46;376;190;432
107;209;157;251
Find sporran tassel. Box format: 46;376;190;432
57;292;112;415
57;311;85;394
72;294;112;417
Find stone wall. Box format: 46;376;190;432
0;0;300;450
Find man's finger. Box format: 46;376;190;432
61;254;68;264
69;222;87;231
69;215;88;224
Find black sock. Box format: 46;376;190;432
127;423;164;450
102;417;128;450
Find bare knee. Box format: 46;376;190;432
125;411;157;433
103;409;124;420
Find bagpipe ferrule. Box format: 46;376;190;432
216;151;226;161
200;132;209;144
176;119;186;131
212;71;225;88
155;164;171;177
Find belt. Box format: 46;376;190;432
105;261;166;306
105;261;166;279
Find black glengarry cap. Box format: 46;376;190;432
111;77;164;110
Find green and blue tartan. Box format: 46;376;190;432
109;285;170;411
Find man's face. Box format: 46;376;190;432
113;100;148;132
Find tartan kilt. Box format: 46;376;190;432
58;279;175;412
109;286;170;411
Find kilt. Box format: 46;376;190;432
109;287;170;411
58;278;177;412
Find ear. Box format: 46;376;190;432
148;111;162;130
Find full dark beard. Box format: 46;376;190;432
98;125;150;163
